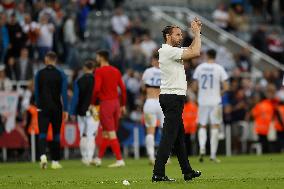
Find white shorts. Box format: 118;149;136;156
198;105;223;126
77;114;99;138
143;99;164;128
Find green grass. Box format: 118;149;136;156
0;154;284;189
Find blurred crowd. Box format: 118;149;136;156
0;0;284;161
212;0;284;63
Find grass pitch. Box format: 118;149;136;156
0;154;284;189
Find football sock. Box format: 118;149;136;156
98;137;109;159
210;128;219;159
145;134;155;161
80;137;88;160
110;138;123;160
198;127;207;155
87;136;95;162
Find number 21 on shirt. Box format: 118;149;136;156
201;74;213;89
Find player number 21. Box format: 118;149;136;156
201;74;213;89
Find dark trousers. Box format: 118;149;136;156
38;109;62;161
184;133;193;157
258;134;269;153
153;94;192;176
277;131;284;152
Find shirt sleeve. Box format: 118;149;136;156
69;79;79;115
118;72;127;106
142;70;148;84
92;70;102;105
192;67;199;80
59;70;68;112
168;46;184;60
220;66;229;81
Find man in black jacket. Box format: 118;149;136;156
34;51;68;169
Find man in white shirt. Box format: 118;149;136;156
37;14;55;61
152;18;202;182
111;8;129;35
192;49;229;163
212;3;229;30
142;51;163;165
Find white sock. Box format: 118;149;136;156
80;137;88;161
145;134;155;161
86;137;95;162
198;127;207;155
210;128;219;159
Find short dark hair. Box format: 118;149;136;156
207;49;217;59
45;51;57;62
152;51;159;60
162;25;180;42
96;50;110;61
84;60;94;70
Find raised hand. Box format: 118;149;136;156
190;17;202;35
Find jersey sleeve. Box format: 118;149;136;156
59;70;68;112
192;67;199;80
118;72;127;106
92;70;101;105
69;79;79;115
220;66;229;81
142;70;149;84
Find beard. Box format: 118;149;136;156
171;39;182;47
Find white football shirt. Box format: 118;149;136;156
158;44;186;95
142;67;161;87
193;62;228;106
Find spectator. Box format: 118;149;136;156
17;47;33;81
63;14;78;69
77;0;90;40
38;1;57;24
128;36;146;71
266;29;284;63
5;56;19;80
21;13;40;60
6;13;27;58
15;2;26;25
216;46;236;73
104;31;124;71
1;0;16;17
0;64;13;91
129;17;146;38
0;13;10;63
228;4;249;32
53;2;64;27
250;25;268;52
212;3;230;30
140;32;158;63
235;47;252;73
124;70;141;111
111;7;130;35
37;14;55;61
